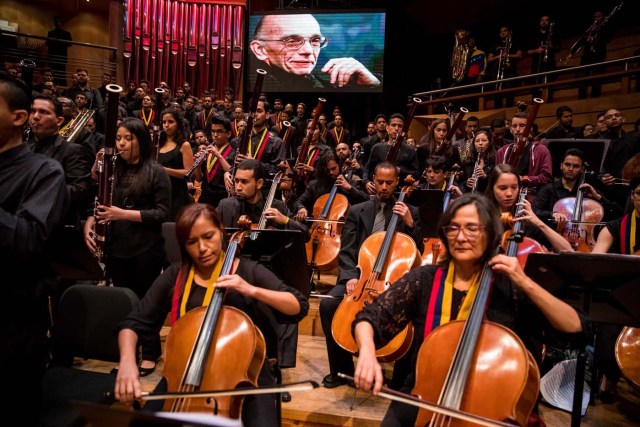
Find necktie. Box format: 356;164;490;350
372;203;386;234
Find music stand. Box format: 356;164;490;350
72;400;242;426
541;138;610;178
406;189;445;238
225;228;311;299
524;252;640;427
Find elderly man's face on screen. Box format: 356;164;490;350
251;14;326;76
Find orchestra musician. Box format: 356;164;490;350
363;113;420;195
416;118;463;178
533;148;619;225
459;129;496;193
319;161;423;389
113;203;309;427
496;111;553;202
590;174;640;403
335;142;363;183
217;159;309;240
486;164;572;253
229;100;287;199
190;114;236;208
352;192;589;425
84;117;171;377
293;152;368;223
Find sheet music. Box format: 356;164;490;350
540;359;591;416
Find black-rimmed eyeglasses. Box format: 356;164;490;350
258;35;328;51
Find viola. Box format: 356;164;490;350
161;227;265;419
501;187;546;268
412;248;540;427
306;183;349;272
552;168;604;252
331;184;422;362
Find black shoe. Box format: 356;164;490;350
138;363;156;377
322;373;347;389
281;391;292;402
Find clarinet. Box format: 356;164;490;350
152;87;165;160
228;69;267;196
92;84;123;263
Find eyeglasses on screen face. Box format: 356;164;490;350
259;35;328;51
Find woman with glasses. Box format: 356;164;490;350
249;14;381;91
351;192;587;425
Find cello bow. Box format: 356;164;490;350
337;374;514;427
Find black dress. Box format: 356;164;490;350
158;143;192;221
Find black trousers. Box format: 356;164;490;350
319;283;355;377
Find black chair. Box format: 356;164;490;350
41;284;140;427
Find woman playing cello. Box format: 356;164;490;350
113;203;309;426
352;193;588;426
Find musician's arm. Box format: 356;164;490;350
591;226;614;254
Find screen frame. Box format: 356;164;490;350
245;8;386;94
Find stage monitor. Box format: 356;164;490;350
246;9;385;93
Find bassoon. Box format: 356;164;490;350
386;97;421;163
92;84;123;263
434;106;468;156
293;97;326;186
505;98;543;169
152;87;165;160
228;68;266;195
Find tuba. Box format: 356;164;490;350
451;30;470;83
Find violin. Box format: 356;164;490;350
331;183;422;362
552;167;604;252
501;187;546;268
412;247;540;427
421;169;459;266
306;182;349;273
161;226;265;418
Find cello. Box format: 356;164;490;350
552;166;604;252
331;183;422;362
161;227;266;418
412;247;540;427
306;181;349;273
616;326;640;392
501;187;546;268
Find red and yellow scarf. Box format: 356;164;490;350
424;261;482;338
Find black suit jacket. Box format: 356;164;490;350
337;197;423;287
217;196;310;242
